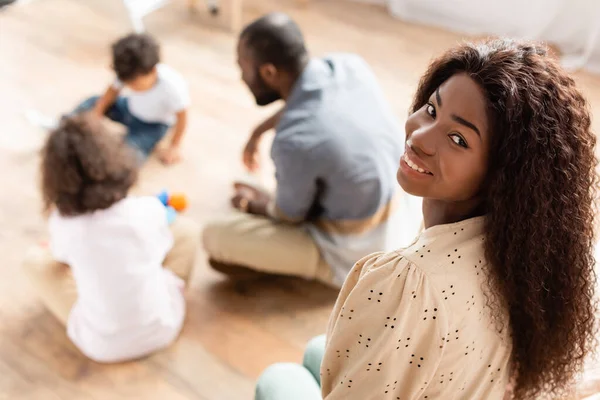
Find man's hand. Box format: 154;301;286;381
242;133;261;172
159;145;182;165
231;191;252;212
231;183;271;216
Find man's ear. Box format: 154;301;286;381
258;63;278;87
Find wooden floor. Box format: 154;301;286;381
2;1;600;399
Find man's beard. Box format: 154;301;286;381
252;71;281;106
255;90;281;106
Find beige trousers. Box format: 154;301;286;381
202;212;334;285
22;217;200;325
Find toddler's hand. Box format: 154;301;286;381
159;146;182;165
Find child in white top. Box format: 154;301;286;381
24;114;199;363
74;33;189;164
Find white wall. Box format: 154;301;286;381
356;0;600;73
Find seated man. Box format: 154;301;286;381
203;13;406;287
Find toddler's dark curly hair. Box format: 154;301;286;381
112;33;160;82
41;114;138;216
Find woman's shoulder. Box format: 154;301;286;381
399;216;487;274
355;228;486;280
348;218;488;295
354;251;405;274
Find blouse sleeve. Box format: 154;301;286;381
325;252;386;346
321;253;450;399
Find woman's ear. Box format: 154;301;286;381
258;63;278;88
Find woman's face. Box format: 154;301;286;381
398;73;491;203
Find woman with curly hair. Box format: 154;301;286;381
255;38;598;399
23;114;199;363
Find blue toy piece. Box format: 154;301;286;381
165;205;177;225
157;190;177;225
157;190;169;206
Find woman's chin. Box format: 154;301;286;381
397;170;428;197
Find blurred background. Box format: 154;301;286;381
1;0;600;399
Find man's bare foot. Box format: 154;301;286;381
232;182;271;202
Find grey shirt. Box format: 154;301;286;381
270;54;405;285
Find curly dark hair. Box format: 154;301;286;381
411;38;598;398
41;114;138;216
111;33;160;82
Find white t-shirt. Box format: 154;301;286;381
49;196;185;363
113;63;190;125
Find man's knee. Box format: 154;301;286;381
202;219;227;259
202;214;249;259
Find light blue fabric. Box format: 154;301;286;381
75;96;169;159
255;335;326;400
255;363;322;400
302;334;326;386
165;206;177;225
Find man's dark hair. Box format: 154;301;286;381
111;33;160;82
240;13;308;74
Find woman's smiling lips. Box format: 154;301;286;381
401;151;433;176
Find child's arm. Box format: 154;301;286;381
93;85;120;118
159;109;187;165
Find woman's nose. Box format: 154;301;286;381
409;124;437;157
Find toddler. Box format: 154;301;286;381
23;114;199;363
75;33;189;164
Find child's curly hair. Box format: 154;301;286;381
112;33;160;82
411;38;598;398
41;114;138;216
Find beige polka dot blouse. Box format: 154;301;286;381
321;216;512;399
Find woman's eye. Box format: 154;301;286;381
426;103;436;118
450;134;468;148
